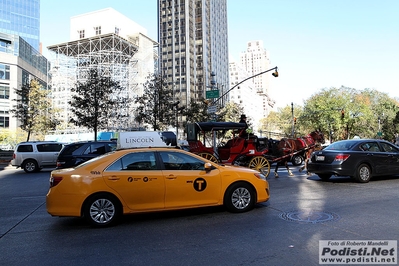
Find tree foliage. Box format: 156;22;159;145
298;86;399;142
183;98;211;124
10;79;59;141
134;74;175;131
69;69;127;140
259;104;302;138
217;102;244;123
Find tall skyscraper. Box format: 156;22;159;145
240;41;274;116
158;0;229;107
0;0;40;52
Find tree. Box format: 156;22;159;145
216;102;244;123
69;68;127;140
183;98;211;124
134;74;174;131
10;79;59;141
302;86;399;142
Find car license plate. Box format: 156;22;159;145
316;155;325;161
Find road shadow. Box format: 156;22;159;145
306;174;399;183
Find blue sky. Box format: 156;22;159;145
40;0;399;108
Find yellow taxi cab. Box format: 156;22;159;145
46;147;270;227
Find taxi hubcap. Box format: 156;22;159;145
90;199;115;223
232;187;251;209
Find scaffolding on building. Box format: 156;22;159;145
47;33;139;132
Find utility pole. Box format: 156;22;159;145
291;102;294;137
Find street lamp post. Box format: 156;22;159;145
211;66;278;106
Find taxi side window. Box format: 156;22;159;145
360;142;380;152
160;151;205;170
106;152;157;171
368;143;380;152
381;142;399;153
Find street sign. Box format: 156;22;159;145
207;105;217;113
206;90;219;99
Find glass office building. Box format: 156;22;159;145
0;0;44;130
0;0;40;51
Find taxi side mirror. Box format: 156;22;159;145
204;162;213;172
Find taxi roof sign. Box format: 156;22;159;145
115;131;177;149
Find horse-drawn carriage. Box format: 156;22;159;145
186;122;324;177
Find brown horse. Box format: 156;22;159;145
274;130;325;178
299;143;323;175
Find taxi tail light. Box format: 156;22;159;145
50;176;63;188
334;154;350;161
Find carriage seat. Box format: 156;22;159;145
218;137;246;160
188;140;214;154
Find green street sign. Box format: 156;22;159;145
206;90;219;99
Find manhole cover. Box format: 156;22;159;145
279;209;340;224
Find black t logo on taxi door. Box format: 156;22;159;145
193;178;207;192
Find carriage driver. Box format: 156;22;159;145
239;114;249;138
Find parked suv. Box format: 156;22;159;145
56;140;117;169
11;141;64;173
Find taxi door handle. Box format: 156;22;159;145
166;174;176;180
108;176;120;180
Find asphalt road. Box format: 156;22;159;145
1;164;398;266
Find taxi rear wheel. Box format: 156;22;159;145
224;182;255;213
84;193;121;227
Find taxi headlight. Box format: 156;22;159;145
254;173;267;181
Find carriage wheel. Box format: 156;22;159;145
198;152;219;163
248;156;271;177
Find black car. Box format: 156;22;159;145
307;139;399;183
56;140;117;169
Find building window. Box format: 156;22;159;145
0;86;9;99
0;116;9;128
94;26;101;35
0;39;12;53
78;30;85;39
0;64;10;80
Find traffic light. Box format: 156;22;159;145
272;70;279;77
294;117;297;124
341;109;345;119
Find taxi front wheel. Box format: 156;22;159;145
224;182;255;213
84;193;121;227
